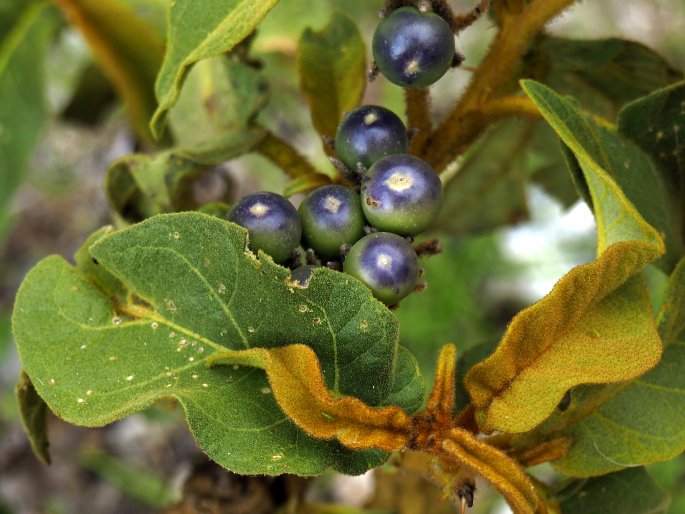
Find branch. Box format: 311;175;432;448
422;0;577;170
405;88;432;155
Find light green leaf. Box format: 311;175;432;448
13;213;422;475
167;55;268;161
0;2;57;242
297;12;366;140
15;370;51;464
151;0;279;138
558;467;669;514
464;81;665;434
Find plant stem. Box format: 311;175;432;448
423;0;577;171
405;88;432;155
255;128;322;179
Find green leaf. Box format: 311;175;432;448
618;81;685;201
558;467;669;514
151;0;279;138
167;55;268;162
13;213;423;475
522;80;683;272
527;37;682;119
15;370;50;464
52;0;164;144
297;12;366;140
464;81;665;434
0;2;57;242
107;56;268;222
105;152;207;223
658;257;685;345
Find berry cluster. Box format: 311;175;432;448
228;104;443;306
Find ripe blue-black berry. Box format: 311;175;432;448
335;105;409;171
228;192;302;264
372;6;455;88
298;185;366;260
343;232;419;305
361;154;442;235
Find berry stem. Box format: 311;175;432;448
405;88;432;155
422;0;577;171
256;128;323;179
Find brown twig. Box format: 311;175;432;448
423;0;577;171
405;88;432;155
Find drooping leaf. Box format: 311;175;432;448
558;467;669;514
297;12;366;141
464;81;665;434
0;2;57;242
526;36;682;119
455;340;497;413
15;370;50;464
151;0;279;138
207;344;414;452
12;213;423;475
52;0;164;144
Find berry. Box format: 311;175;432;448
343;232;419;305
335;105;409;171
227;192;302;264
361;154;442;235
372;6;455;88
298;185;366;260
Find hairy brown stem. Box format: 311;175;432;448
255;129;322;179
423;0;577;171
405;88;432;155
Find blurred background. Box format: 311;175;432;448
1;0;684;512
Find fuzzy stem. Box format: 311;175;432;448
424;0;577;171
255;129;321;179
405;88;432;155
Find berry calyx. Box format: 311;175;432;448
298;185;366;260
335;105;409;171
343;232;419;305
372;6;455;88
361;154;442;236
227;192;302;264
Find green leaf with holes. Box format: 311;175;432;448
12;212;423;475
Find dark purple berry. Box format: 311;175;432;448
373;6;455;88
227;192;302;264
343;232;419;305
298;185;366;260
335;105;409;171
361;154;442;235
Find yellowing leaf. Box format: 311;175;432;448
297;12;366;141
52;0;164;144
465;81;665;434
207;345;413;452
